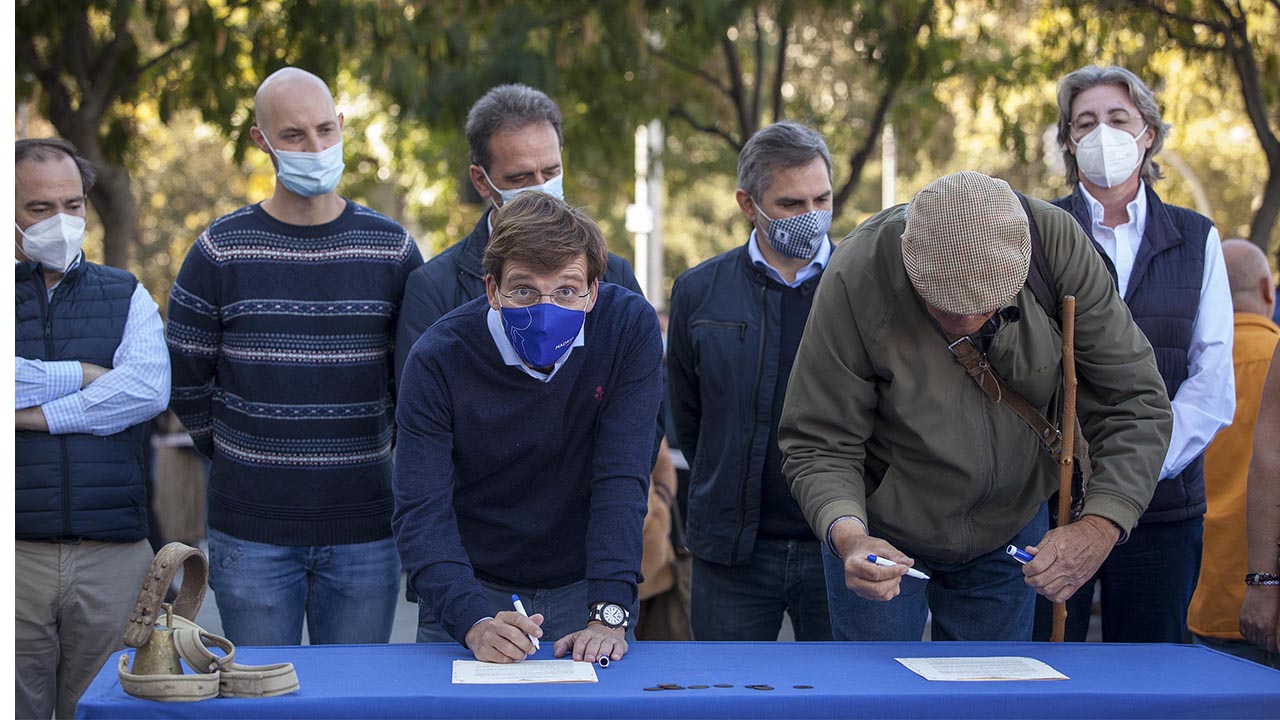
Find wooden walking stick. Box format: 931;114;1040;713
1052;295;1077;643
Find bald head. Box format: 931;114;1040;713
254;67;336;132
1222;238;1276;318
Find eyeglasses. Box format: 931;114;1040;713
1069;111;1144;140
499;286;592;309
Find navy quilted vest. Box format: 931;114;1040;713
1053;185;1212;524
15;259;149;541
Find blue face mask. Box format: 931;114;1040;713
754;202;832;259
262;136;346;197
500;301;586;368
481;167;565;206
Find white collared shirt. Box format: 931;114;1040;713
747;230;831;288
486;307;585;383
1078;182;1235;481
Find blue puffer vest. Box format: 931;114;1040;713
15;259;149;541
1054;184;1212;524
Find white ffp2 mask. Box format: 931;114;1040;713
1072;123;1148;188
16;213;86;272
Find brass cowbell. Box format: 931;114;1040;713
130;604;183;676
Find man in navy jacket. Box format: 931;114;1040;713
393;192;663;664
667;122;836;642
15;138;169;718
393;84;642;385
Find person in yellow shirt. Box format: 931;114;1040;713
1188;238;1278;666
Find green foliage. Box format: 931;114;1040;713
14;0;1277;300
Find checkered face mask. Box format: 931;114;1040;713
755;202;832;259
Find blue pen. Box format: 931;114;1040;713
1006;545;1034;564
511;594;541;652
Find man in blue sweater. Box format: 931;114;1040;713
393;192;663;664
167;67;423;646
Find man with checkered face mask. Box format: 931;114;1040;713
668;122;836;642
780;170;1172;642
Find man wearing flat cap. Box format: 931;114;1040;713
780;170;1172;641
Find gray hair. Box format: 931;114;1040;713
15;137;96;195
465;84;563;171
737;121;833;201
1056;65;1168;186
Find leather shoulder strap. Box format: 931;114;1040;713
1015;191;1059;327
945;334;1063;459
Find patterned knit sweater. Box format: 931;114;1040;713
167;200;423;546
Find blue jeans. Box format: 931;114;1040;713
1034;515;1203;643
416;578;638;646
691;538;832;641
824;504;1048;641
207;527;400;646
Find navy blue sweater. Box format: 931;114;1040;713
167;201;423;546
392;283;663;644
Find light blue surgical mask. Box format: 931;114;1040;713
262;135;345;197
480;166;565;207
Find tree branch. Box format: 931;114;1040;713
1219;11;1280;161
771;7;790;123
668;105;743;152
125;35;197;91
66;15;94;95
92;0;134;95
721;34;754;141
15;35;74;127
1121;0;1230;34
831;81;897;214
653;48;732;98
751;4;763;128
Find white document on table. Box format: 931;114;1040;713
895;656;1068;681
451;659;599;684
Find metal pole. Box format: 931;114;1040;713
881;123;896;210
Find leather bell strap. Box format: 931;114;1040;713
118;615;300;702
124;542;210;648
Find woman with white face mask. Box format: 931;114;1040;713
1030;66;1236;650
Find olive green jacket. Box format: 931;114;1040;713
779;196;1172;564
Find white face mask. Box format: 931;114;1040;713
262;135;345;197
15;213;86;273
1072;123;1148;189
479;166;565;207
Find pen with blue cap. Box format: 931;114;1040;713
1006;545;1034;564
510;594;540;651
866;554;930;580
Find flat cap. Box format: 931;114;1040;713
901;171;1031;315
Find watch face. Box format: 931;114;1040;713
602;604;626;626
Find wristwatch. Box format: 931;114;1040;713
588;602;629;629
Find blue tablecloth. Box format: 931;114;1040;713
78;641;1280;719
